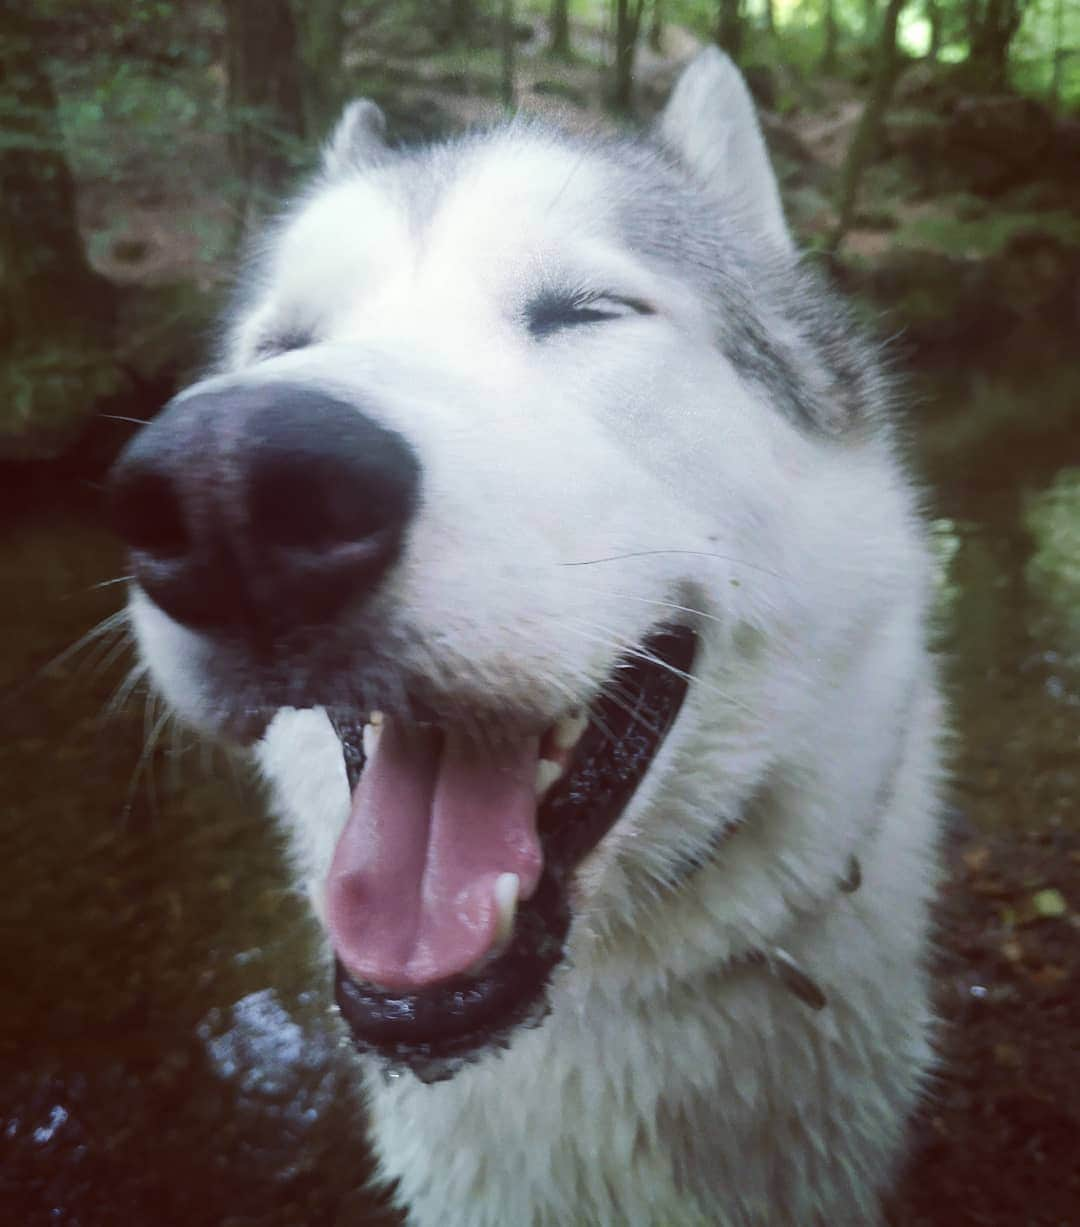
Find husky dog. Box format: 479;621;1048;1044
109;50;943;1227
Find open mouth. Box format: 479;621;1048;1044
329;624;697;1082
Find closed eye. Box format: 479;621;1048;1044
254;328;315;361
525;290;654;340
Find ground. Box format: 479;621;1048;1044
892;822;1080;1226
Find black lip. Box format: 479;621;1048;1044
330;624;698;1082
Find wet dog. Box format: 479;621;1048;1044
110;49;944;1226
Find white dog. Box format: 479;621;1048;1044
110;49;943;1226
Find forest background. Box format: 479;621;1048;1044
3;0;1079;464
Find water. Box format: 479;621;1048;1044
940;470;1080;836
0;495;392;1225
0;452;1077;1224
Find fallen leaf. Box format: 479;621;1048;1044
1031;889;1067;918
963;846;991;873
1027;964;1069;987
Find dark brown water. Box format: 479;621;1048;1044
0;496;392;1225
1;454;1077;1225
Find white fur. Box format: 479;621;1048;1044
658;46;794;255
129;52;943;1227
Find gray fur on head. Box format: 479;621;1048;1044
657;48;793;257
323;99;388;176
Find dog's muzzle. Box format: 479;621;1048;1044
109;383;697;1081
109;381;420;641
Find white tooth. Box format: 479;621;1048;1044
363;720;382;759
535;758;563;797
553;711;589;751
493;872;519;946
306;879;327;928
369;710;384;725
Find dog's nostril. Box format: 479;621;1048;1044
247;448;413;552
111;468;190;557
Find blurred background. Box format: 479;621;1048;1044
1;1;1078;1223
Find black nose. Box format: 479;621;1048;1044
109;384;420;637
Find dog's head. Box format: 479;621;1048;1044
110;52;902;1079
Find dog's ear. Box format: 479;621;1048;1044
322;99;388;175
658;48;793;255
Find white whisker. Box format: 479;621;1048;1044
533;663;623;750
107;660;149;718
560;549;785;582
44;609;130;675
559;585;728;627
125;700;172;822
99;414;149;426
559;615;757;719
86;575;135;592
84;633;135;684
592;675;665;740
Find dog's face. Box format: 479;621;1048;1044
111;53;901;1077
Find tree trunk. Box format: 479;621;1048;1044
501;0;516;108
762;0;776;37
447;0;474;45
550;0;572;57
863;0;877;39
612;0;647;112
1049;0;1064;109
967;0;1023;90
926;0;942;60
0;19;105;341
822;0;839;70
293;0;347;136
224;0;306;231
649;0;666;51
715;0;744;62
830;0;908;251
965;0;979;47
0;8;121;458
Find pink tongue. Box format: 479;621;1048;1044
326;719;544;990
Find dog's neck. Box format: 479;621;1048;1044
657;680;918;1013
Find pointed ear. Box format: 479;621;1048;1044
658;48;793;255
322;99;388;176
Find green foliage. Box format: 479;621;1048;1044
27;0;1080;219
56;63;209;184
654;0;1080;108
1025;468;1080;651
899;208;1080;257
1012;0;1080;107
2;0;1075;471
15;0;1075;268
425;45;509;92
0;343;124;461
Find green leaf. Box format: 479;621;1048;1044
1031;889;1067;918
